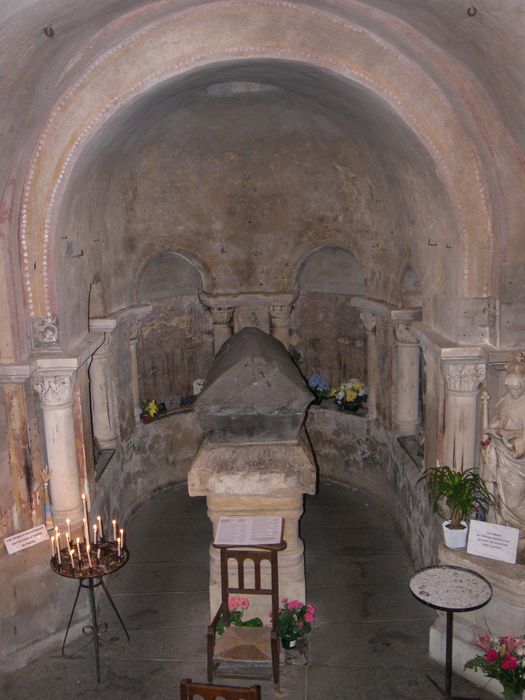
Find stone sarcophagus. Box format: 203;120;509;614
188;327;317;618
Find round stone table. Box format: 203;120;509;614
409;565;492;700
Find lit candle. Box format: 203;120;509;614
112;519;117;541
51;535;55;558
56;541;62;565
76;537;81;561
117;536;121;558
83;517;89;544
69;548;75;568
120;528;125;550
93;523;98;545
86;543;92;568
66;518;71;543
97;516;103;540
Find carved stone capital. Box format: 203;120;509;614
33;373;76;406
129;319;142;342
394;322;419;345
211;307;233;325
269;304;291;328
359;311;377;333
30;315;59;349
441;361;486;393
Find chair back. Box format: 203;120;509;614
219;547;279;629
180;678;261;700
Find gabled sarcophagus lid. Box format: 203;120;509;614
195;327;312;443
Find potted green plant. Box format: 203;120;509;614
418;465;497;549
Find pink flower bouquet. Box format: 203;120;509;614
465;632;525;696
276;598;316;638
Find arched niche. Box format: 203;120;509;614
136;252;213;407
400;265;422;309
291;246;366;388
88;277;107;319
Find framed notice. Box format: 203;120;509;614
467;519;519;564
214;516;283;547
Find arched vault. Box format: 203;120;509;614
19;0;493;324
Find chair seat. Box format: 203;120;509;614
214;626;272;663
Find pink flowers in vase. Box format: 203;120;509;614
276;598;316;639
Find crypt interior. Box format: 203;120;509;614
1;0;525;697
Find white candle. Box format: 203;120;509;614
83;517;89;544
97;516;103;540
120;528;125;550
76;537;81;561
86;544;92;568
117;536;121;558
93;524;97;545
97;547;101;563
51;535;55;558
56;538;62;565
66;518;71;542
112;519;117;541
69;548;75;568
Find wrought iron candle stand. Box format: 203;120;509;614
50;537;130;683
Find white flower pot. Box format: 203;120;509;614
442;520;468;549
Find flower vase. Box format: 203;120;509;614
502;687;522;700
281;636;298;650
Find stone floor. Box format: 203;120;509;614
1;481;499;699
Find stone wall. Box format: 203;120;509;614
305;404;441;569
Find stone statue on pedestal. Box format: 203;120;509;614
481;353;525;532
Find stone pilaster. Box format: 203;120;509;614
360;311;378;419
33;372;83;528
441;360;486;469
129;319;142;422
269;304;292;347
210;307;234;354
89;334;118;448
394;322;420;436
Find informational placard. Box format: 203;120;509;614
467;519;519;564
214;516;283;546
4;524;50;555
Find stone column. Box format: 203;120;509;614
441;360;486;469
129;319;142;422
394;322;420;435
360;311;378;419
33;373;83;528
89;334;118;448
269;304;292;347
210;307;233;354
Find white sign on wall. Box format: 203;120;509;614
4;524;50;555
467;519;519;564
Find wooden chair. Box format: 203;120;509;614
207;544;284;690
180;678;261;700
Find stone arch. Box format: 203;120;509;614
400;265;422;309
292;245;367;388
296;245;365;295
19;0;493;329
137;251;204;303
136;250;214;407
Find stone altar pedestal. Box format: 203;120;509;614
188;327;317;621
429;545;525;696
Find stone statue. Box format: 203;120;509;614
481;353;525;532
